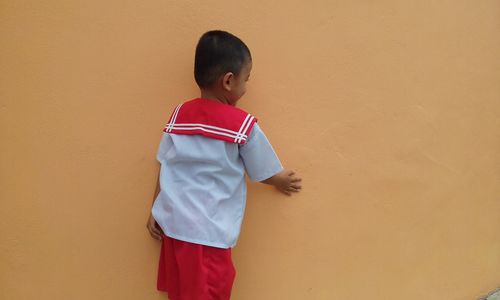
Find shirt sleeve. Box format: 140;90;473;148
239;123;284;182
156;133;172;163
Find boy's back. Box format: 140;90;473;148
152;99;283;248
147;30;301;300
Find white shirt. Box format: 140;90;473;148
151;123;283;248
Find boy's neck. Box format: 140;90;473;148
200;89;233;106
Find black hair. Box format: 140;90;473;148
194;30;252;88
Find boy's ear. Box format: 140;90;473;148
222;72;234;91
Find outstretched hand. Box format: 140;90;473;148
262;170;302;196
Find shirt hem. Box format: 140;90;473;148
163;230;235;249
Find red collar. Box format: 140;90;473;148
163;98;257;144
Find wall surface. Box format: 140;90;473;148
1;1;499;299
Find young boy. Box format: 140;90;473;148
146;30;302;300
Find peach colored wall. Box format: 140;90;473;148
1;1;499;299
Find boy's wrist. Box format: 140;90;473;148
262;171;284;187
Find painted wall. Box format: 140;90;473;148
1;1;499;299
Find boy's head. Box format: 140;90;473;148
195;30;252;104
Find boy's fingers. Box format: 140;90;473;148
151;232;162;240
154;224;164;235
291;184;301;189
291;178;302;183
149;227;162;240
288;171;295;176
146;220;163;240
152;225;161;234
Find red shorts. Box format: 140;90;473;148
157;234;236;300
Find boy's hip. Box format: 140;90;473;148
157;234;236;300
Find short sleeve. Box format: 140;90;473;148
239;123;284;182
156;133;173;163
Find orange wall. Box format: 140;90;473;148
1;1;499;299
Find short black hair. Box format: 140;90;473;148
194;30;251;88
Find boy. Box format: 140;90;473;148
146;30;302;300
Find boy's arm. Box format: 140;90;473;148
261;170;302;196
146;164;163;240
239;123;302;196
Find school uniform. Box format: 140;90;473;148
152;98;283;300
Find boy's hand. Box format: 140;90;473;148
262;170;302;196
146;213;163;240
